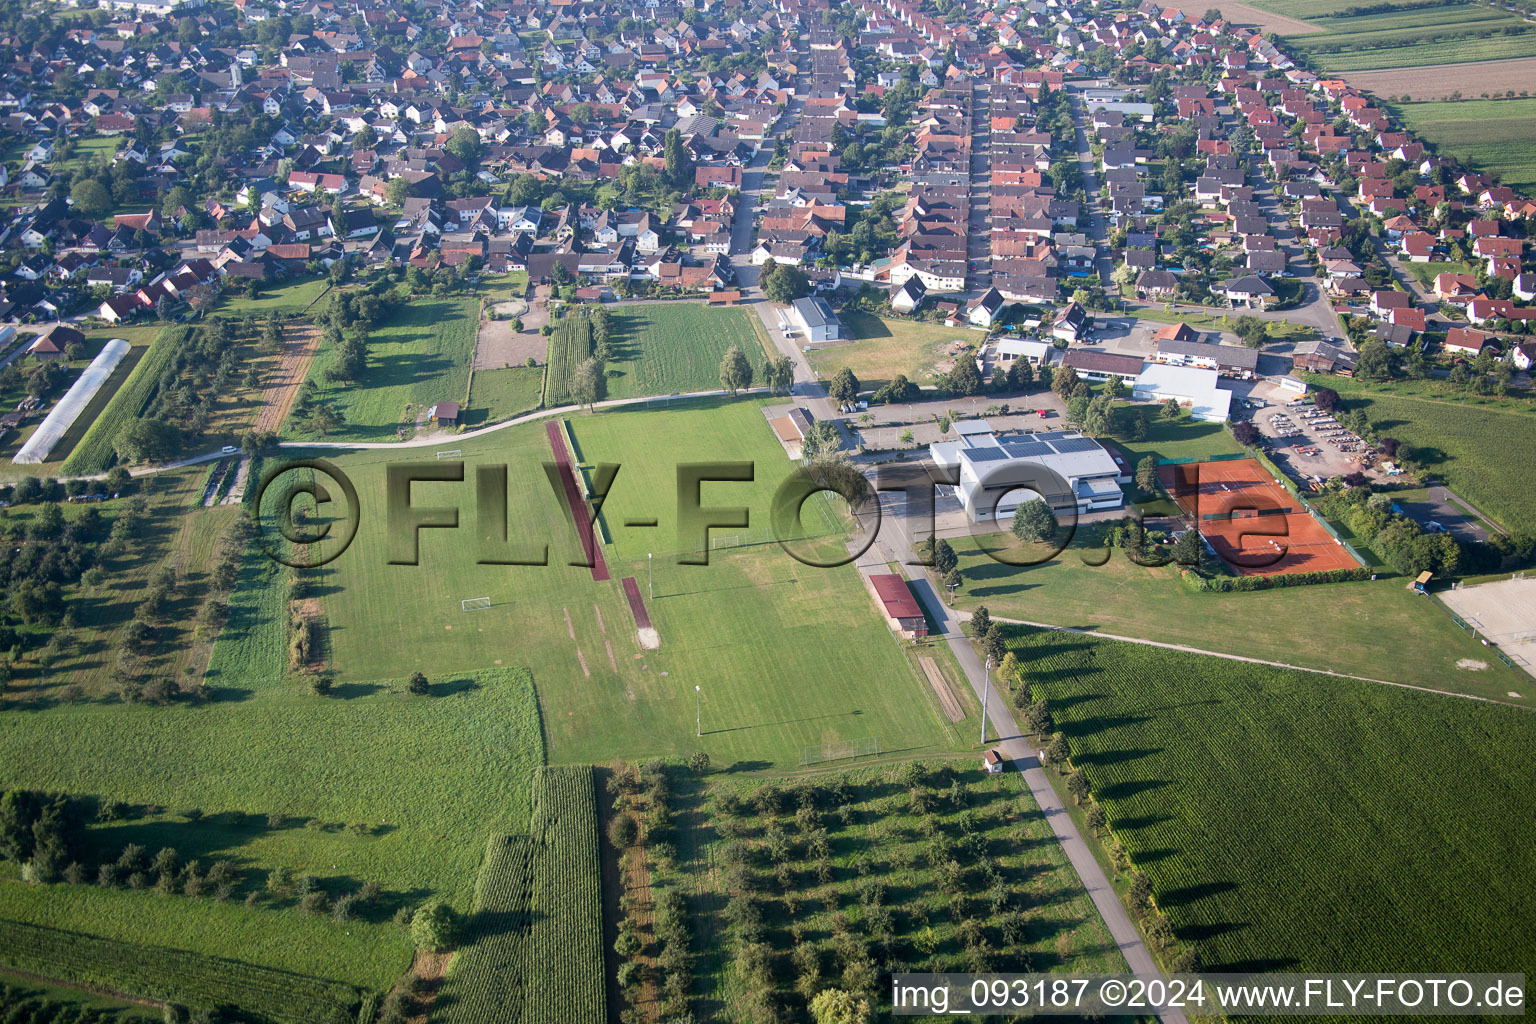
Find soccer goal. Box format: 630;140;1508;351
461;596;493;612
710;535;741;549
436;449;463;461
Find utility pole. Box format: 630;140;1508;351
695;685;701;738
648;552;653;601
981;655;990;746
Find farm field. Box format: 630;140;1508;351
0;665;545;995
1343;56;1536;99
298;400;970;770
806;311;971;390
950;545;1533;702
0;972;158;1021
292;295;479;441
654;762;1126;1022
431;766;605;1024
1326;383;1536;535
1392;98;1536;192
465;366;543;426
1206;0;1323;33
0;326;162;482
58;326;189;476
1009;626;1536;976
212;276;331;318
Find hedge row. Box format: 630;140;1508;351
1182;566;1375;591
0;917;364;1024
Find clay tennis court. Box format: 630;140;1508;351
546;420;610;582
1161;458;1360;577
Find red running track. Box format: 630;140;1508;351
621;577;652;630
546;420;609;582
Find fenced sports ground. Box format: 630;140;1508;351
1438;575;1536;683
1161;457;1360;577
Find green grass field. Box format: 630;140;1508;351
298;400;968;770
1107;408;1245;465
1393;98;1536;192
465;366;543;426
0;666;544;994
212;277;331;318
292;295;479;441
807;311;972;390
951;545;1533;702
1010;625;1536;976
598;304;773;401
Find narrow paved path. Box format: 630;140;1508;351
902;572;1188;1024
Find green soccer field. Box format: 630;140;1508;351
299;400;967;771
1010;626;1536;977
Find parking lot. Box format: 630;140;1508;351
1246;396;1383;483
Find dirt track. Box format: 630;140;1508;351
255;324;321;434
1341;57;1536;100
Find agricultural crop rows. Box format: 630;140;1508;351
1012;627;1536;976
524;766;606;1024
434;834;537;1024
60;327;188;475
543;315;594;407
0;918;364;1024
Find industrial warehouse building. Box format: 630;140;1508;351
930;423;1127;522
786;297;842;343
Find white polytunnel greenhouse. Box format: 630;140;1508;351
12;338;132;465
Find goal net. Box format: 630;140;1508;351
436;449;463;461
798;736;880;767
461;596;492;611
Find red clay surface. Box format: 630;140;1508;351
1161;458;1360;577
621;577;652;630
546;420;610;582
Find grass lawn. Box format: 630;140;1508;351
464;366;543;426
806;311;974;389
1400;260;1469;287
475;271;528;302
951;544;1533;702
1009;625;1536;976
212;276;331;318
598;304;773;401
290;295;479;441
0;666;542;993
302;400;969;771
1393;98;1536;193
1105;407;1245;465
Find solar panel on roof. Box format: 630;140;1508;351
1001;441;1053;458
1049;437;1102;454
965;447;1010;463
1033;430;1070;441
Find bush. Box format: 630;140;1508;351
608;813;639;849
411;899;458;951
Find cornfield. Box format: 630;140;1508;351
431;766;606;1024
1013;625;1536;976
524;765;606;1024
0;917;364;1024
